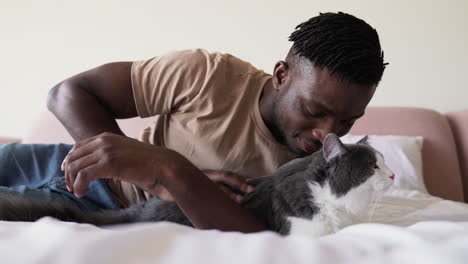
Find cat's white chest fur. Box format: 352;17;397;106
287;181;363;237
287;154;393;237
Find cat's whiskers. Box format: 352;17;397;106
365;190;383;223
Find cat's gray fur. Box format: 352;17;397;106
0;134;388;235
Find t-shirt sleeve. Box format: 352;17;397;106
131;49;215;117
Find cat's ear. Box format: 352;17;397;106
357;135;369;145
323;133;348;162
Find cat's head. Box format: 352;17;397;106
321;133;394;197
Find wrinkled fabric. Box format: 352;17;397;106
0;143;121;210
1;188;468;264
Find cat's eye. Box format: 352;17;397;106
374;165;379;169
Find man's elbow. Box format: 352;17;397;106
47;81;73;112
47;83;60;112
47;81;61;113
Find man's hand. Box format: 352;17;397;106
203;170;255;203
154;170;255;203
61;132;184;198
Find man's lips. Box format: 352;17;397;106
299;139;322;154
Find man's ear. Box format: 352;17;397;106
357;135;369;145
323;133;348;162
272;61;289;89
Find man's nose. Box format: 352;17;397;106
312;119;337;143
312;129;327;143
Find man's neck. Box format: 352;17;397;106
258;78;276;131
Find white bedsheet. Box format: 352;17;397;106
1;189;468;264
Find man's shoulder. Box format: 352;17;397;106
162;48;263;75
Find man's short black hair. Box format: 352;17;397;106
288;12;388;86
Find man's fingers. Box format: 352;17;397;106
204;170;255;194
61;148;73;171
61;133;112;171
219;185;243;203
72;163;103;198
66;153;100;192
63;140;102;192
218;175;252;194
61;139;91;171
64;159;71;192
202;170;225;181
64;139;102;167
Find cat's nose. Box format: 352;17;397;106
389;174;395;180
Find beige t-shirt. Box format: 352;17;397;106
107;49;297;207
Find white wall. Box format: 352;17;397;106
1;0;467;138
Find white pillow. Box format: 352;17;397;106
340;134;427;194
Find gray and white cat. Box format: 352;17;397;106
0;134;394;236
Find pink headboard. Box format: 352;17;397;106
0;137;21;144
447;110;468;202
23;113;151;145
350;107;464;202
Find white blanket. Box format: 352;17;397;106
1;189;468;264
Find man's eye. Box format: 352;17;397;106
310;112;327;118
303;105;326;119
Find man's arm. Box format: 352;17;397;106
47;62;136;142
159;153;267;232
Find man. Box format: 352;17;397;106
0;12;386;233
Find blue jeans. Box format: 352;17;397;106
0;143;122;211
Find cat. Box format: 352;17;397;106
0;134;394;236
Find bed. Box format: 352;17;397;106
1;106;468;264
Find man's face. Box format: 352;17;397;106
270;63;376;156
